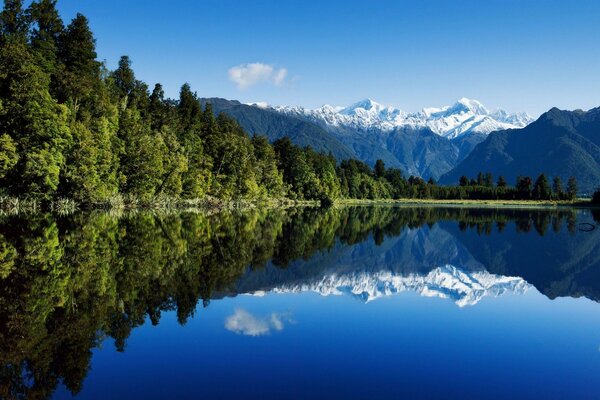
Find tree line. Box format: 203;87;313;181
0;1;591;206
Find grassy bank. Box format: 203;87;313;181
334;198;596;209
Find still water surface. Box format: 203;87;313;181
1;206;600;399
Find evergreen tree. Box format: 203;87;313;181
252;135;284;197
176;84;211;198
0;133;17;179
552;176;563;200
112;55;135;101
477;172;484;186
459;175;469;186
28;0;64;77
497;176;507;188
57;13;100;113
0;39;71;199
374;159;385;179
532;173;551;200
484;172;493;187
0;0;29;42
566;176;578;200
118;107;164;199
516;176;532;199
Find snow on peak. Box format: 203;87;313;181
341;98;383;114
453;97;489;115
260;265;530;307
272;98;533;139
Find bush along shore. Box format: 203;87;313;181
0;2;598;214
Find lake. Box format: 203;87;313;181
1;206;600;399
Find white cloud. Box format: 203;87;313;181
228;63;288;89
224;308;292;336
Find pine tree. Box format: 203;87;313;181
497;176;507;188
533;173;551;200
57;13;100;113
374;159;385;179
112;55;135;101
566;176;578;200
28;0;64;77
459;176;469;186
484;172;493;187
552;176;563;200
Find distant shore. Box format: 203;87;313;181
334;198;596;209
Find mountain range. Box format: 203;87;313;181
204;97;600;192
273;97;531;139
204;97;532;179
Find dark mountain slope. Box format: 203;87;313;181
441;107;600;193
200;98;355;160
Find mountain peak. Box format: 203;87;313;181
452;98;489;115
341;98;384;114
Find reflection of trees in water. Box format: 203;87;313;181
0;206;585;398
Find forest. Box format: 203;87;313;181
0;1;592;208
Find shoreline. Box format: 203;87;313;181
334;198;596;209
0;195;597;215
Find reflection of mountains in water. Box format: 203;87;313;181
229;214;600;305
267;265;529;307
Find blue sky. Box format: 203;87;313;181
54;0;600;116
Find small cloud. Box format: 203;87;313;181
225;308;292;336
228;62;288;89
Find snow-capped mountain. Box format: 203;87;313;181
274;98;533;139
256;265;530;307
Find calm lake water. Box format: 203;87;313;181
1;206;600;399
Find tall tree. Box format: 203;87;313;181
497;175;507;188
552;176;563;200
112;55;135;101
28;0;64;77
374;159;385;179
532;173;551;200
0;0;29;42
516;176;532;198
57;13;100;114
566;176;578;200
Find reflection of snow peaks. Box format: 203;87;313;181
265;265;530;307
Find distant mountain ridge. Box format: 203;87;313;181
441;106;600;193
273;97;532;139
205;97;531;179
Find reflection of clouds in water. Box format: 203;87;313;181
225;308;292;336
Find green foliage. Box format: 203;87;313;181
0;133;17;178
